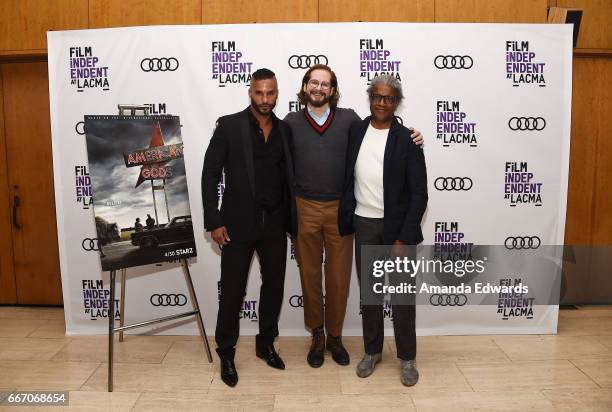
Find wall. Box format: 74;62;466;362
0;0;609;304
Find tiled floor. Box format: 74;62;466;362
0;305;611;411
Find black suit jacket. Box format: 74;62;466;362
201;108;297;241
339;116;428;245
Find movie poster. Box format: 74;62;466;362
84;115;197;270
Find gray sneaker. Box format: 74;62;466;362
400;359;419;386
356;353;382;378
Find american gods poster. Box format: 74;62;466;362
84;115;197;270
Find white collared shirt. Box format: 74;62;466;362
307;105;330;126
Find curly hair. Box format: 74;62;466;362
366;74;404;101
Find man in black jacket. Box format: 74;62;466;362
201;68;296;387
339;74;428;386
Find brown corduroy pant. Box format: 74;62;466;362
295;196;354;337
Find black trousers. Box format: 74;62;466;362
354;215;416;361
215;233;287;360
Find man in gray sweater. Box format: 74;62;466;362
283;64;423;368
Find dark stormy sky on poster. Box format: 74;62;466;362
84;115;192;230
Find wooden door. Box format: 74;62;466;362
0;62;62;305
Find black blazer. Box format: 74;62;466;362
338;116;428;245
201;108;297;241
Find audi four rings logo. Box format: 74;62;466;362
434;177;473;191
504;236;541;249
75;121;85;135
434;55;473;69
82;238;100;251
288;55;328;69
508;117;546;131
150;294;187;307
429;294;468;306
140;57;179;72
289;295;303;308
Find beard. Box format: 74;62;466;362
250;99;276;115
306;91;330;108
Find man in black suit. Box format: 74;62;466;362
339;74;428;386
202;68;296;387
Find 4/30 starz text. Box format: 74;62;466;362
164;248;194;258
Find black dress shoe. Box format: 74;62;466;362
326;335;350;365
307;326;325;368
220;358;238;387
256;344;286;370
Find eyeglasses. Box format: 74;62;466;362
307;79;332;90
370;94;398;105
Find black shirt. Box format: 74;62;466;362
247;108;285;211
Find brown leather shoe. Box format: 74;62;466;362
326;335;350;365
307;326;325;368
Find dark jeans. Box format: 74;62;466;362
215;234;287;360
354;215;416;360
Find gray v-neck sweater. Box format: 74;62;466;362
284;107;361;201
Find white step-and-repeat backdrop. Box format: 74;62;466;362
48;23;572;336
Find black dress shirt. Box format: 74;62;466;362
247;108;286;211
